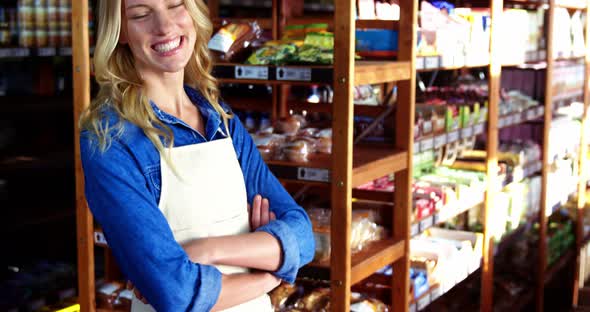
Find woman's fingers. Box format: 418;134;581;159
270;211;276;221
260;198;270;226
251;194;262;229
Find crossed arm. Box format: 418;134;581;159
130;195;282;311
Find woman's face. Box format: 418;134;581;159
121;0;196;76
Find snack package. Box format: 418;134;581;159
246;41;299;65
208;21;263;62
308;208;385;262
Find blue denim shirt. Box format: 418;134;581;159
80;86;315;312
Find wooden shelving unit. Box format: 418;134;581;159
73;0;417;311
71;1;590;312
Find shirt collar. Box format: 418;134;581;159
149;85;226;140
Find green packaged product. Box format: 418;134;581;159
303;32;334;50
246;42;298;65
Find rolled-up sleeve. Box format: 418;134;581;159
81;134;222;312
228;117;315;283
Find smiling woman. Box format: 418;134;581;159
78;1;315;312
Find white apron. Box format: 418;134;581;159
131;136;273;312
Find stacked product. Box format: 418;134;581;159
308;208;386;263
208;21;334;65
417;1;490;66
410;228;483;294
269;279;390;312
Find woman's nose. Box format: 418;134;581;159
153;11;174;35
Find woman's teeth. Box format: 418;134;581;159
154;37;181;53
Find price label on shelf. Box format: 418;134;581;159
498;117;507;128
441;54;454;67
537;106;544;117
513;113;522;124
59;47;72;56
421;138;434;151
411;223;420;237
434;135;447;149
447;131;459;143
424;56;439;69
417;294;431;311
297;167;330;182
416;57;425;70
419;216;434;232
474;123;485;135
94;231;108;246
38;47;56;56
461;126;473;138
414;141;421;154
276;67;312;81
526;108;536;121
235;65;269;80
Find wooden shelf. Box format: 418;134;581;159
354;61;411;85
504;0;548;7
222;97;389;117
554;55;586;62
267;146;407;188
283;18;398;30
224;96;271;111
416;57;489;72
213;61;411;86
212;17;273;29
555;0;587;9
0;47;80;58
308;238;405;285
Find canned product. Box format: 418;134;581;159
19;29;34;47
35;29;48;47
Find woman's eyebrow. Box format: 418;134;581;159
126;4;150;10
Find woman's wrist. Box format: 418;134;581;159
183;238;217;265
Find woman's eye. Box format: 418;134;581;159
131;14;148;20
170;1;184;9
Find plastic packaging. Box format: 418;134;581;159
208;21;263;63
308;208;385;262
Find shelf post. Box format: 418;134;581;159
393;0;417;311
538;0;556;310
331;1;355;311
72;0;94;311
481;0;503;310
573;0;590;307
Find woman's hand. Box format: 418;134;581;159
248;194;275;231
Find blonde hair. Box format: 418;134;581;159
80;0;231;156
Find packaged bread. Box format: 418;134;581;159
282;138;314;163
252;133;285;161
316;129;332;154
269;282;303;311
275;116;302;136
208;21;263;62
294;288;331;311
